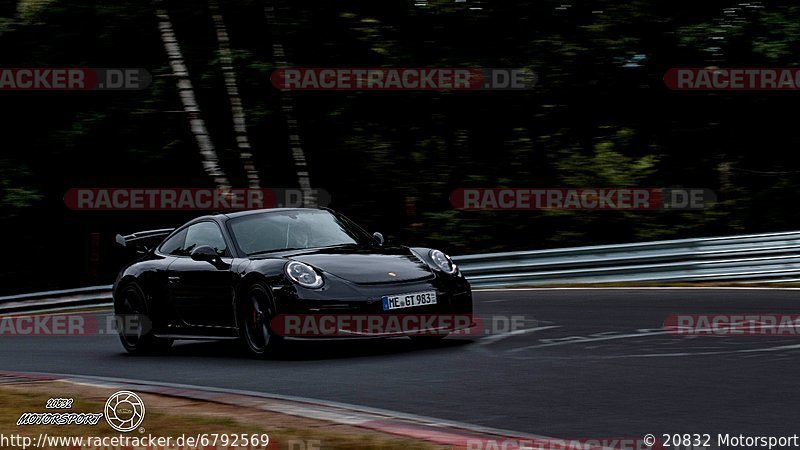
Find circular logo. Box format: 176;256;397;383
104;391;145;432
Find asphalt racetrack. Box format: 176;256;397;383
1;288;799;439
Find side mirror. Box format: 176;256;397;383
191;245;220;262
372;232;385;245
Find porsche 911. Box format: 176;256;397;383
112;208;473;356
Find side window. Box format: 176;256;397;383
159;228;187;256
184;222;228;256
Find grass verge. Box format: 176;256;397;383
0;380;446;450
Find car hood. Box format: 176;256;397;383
286;246;434;284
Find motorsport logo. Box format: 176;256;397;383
664;314;800;336
0;68;151;91
271;68;537;91
17;390;145;433
271;314;476;337
457;437;666;450
0;313;150;337
104;391;146;432
450;188;715;211
270;314;530;337
664;67;800;90
64;188;331;210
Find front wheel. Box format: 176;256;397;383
115;282;173;354
239;283;282;357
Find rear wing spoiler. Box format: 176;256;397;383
114;228;174;255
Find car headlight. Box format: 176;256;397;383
286;261;324;288
430;250;457;274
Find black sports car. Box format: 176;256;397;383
113;208;473;356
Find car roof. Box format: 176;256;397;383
215;207;330;220
175;208;333;231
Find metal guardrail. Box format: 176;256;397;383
2;230;800;313
0;285;112;314
453;230;800;287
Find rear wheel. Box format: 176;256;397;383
115;282;172;354
239;283;282;357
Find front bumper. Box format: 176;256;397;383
270;275;473;339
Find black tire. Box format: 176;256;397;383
239;282;282;357
114;282;173;354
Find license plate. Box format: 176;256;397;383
382;290;437;311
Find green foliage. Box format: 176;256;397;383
4;0;800;290
557;128;660;187
0;160;42;215
16;0;58;24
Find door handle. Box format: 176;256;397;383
168;276;180;283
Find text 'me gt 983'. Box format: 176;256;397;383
112;208;473;356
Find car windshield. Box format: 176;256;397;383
229;210;375;255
